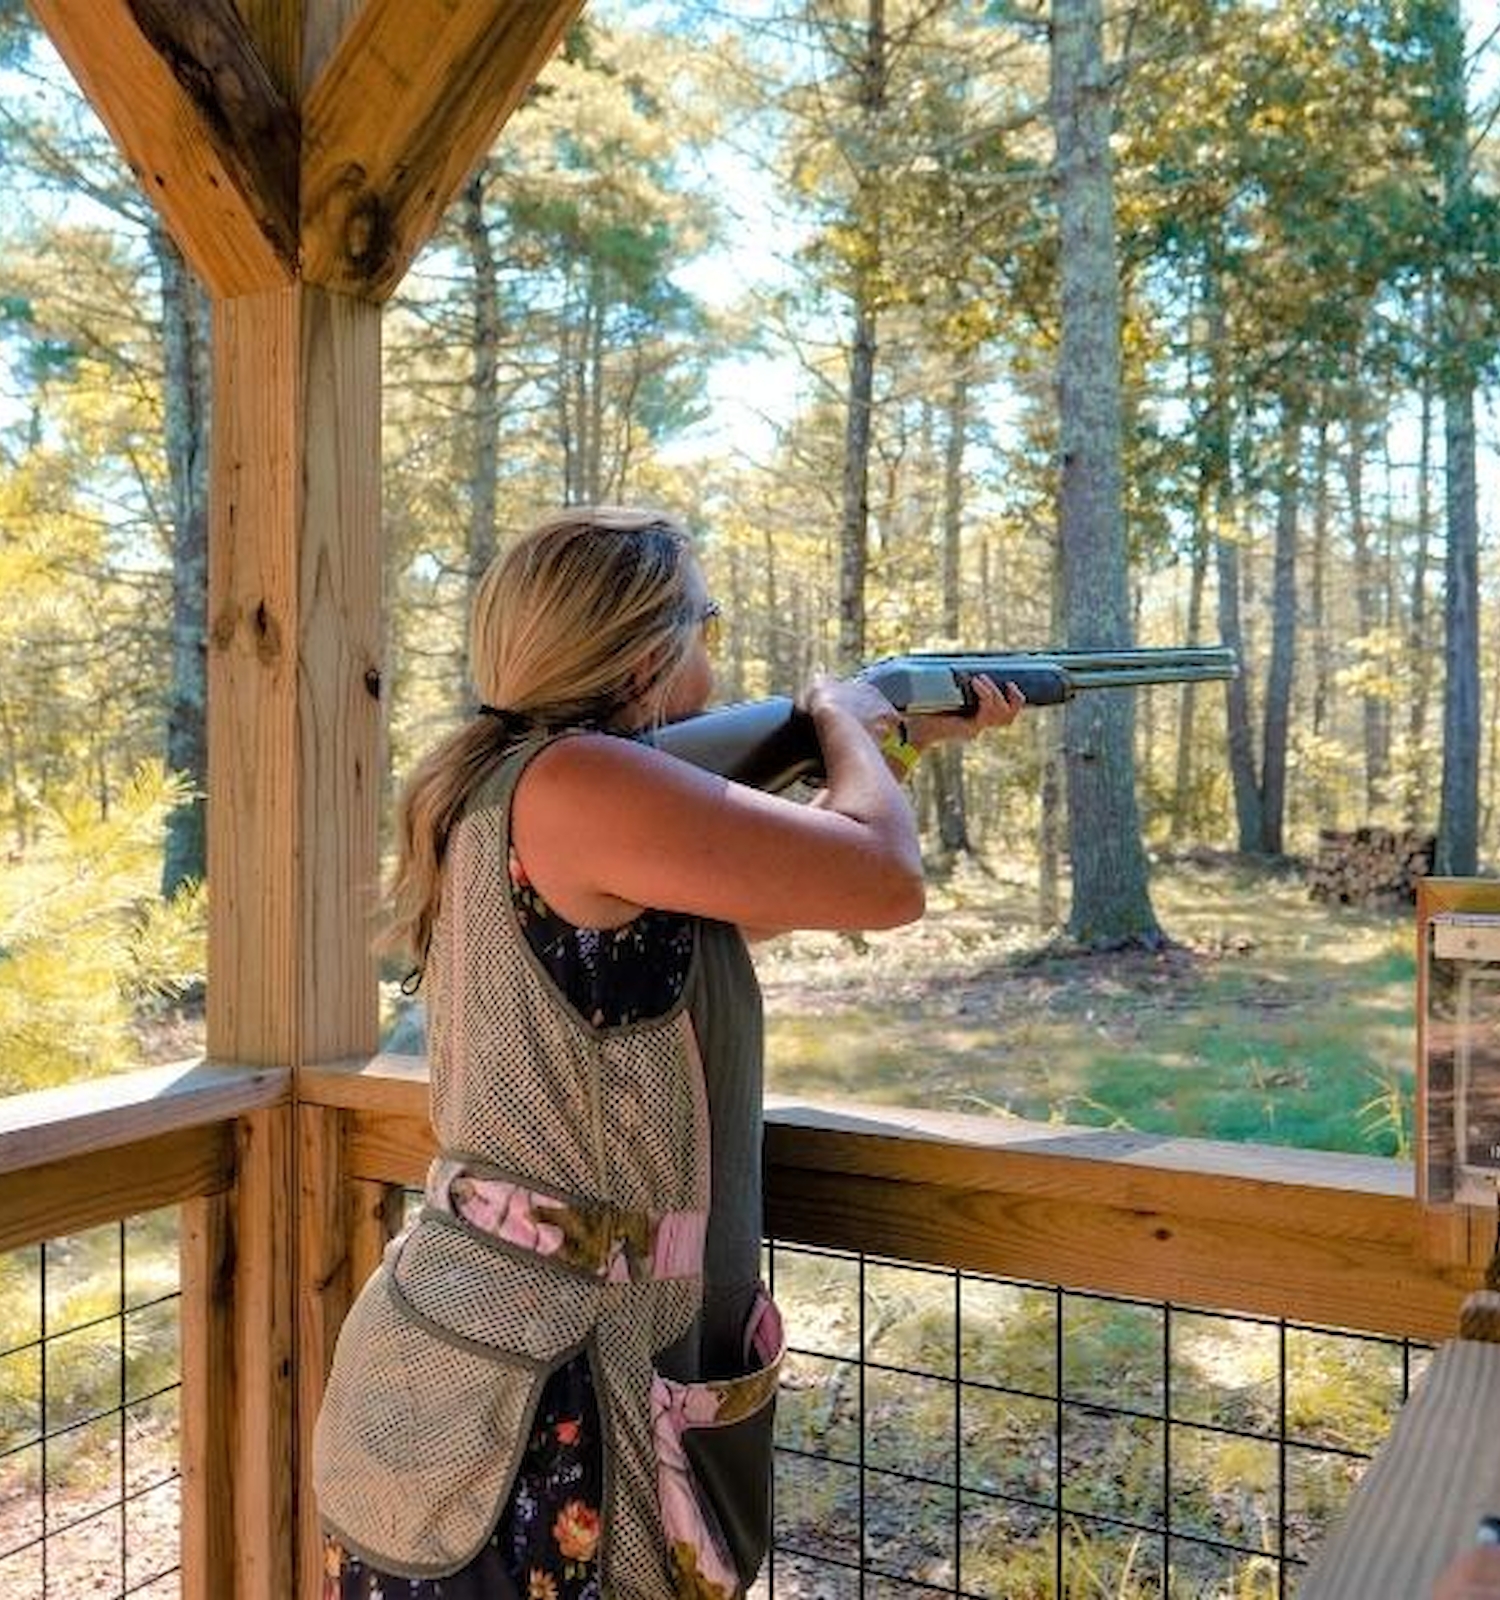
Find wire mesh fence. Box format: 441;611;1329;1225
0;1213;1425;1598
760;1241;1427;1600
0;1211;182;1598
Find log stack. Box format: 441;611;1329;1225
1307;826;1436;906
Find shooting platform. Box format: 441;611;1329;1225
5;5;1499;1598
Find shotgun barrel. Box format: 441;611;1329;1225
650;644;1238;794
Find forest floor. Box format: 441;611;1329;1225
755;847;1416;1156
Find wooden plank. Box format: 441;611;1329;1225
208;288;300;1064
764;1103;1473;1340
300;0;585;297
0;1060;287;1177
297;290;384;1063
767;1096;1418;1196
0;1123;234;1255
323;1078;1471;1341
232;1106;296;1600
344;1110;434;1189
765;1162;1467;1342
207;287;382;1066
181;1192;236;1600
301;1053;430;1114
232;0;365;97
297;1104;351;1600
349;1177;405;1287
30;0;297;297
1301;1339;1500;1598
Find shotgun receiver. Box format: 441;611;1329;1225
649;645;1238;794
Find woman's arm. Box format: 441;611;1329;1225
735;675;1028;942
511;677;925;934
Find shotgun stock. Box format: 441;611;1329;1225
649;645;1238;794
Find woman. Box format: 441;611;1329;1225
314;507;1024;1600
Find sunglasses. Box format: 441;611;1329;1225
699;599;723;654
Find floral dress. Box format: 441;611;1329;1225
324;846;694;1600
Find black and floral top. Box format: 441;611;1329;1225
325;848;696;1600
507;844;694;1028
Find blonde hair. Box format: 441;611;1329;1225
384;507;700;978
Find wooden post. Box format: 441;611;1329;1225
207;283;381;1599
181;1193;237;1596
24;4;586;1595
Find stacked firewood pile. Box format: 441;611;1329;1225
1306;826;1436;906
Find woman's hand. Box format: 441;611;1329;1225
909;674;1026;752
801;673;902;748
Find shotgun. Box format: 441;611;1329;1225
649;645;1238;794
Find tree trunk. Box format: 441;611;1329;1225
1408;282;1436;827
1199;253;1261;853
460;171;500;618
1434;0;1481;876
1310;417;1330;736
933;368;971;856
1345;379;1388;812
1168;508;1208;843
1052;0;1159;946
1259;396;1302;854
1437;381;1481;872
837;0;886;673
153;225;211;898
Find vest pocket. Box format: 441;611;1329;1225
394;1209;602;1359
651;1287;785;1598
312;1263;541;1577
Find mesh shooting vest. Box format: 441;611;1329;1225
313;735;781;1598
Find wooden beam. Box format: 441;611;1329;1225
30;0;298;297
207;287;382;1066
310;1069;1483;1344
232;1106;296;1600
297;1104;352;1600
763;1102;1480;1342
300;0;585;297
231;0;366;103
0;1122;235;1255
0;1059;287;1177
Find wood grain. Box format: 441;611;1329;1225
1301;1339;1500;1598
763;1101;1476;1340
232;1106;295;1600
30;0;296;295
181;1192;236;1599
207;287;382;1067
0;1123;235;1255
297;1104;351;1600
0;1059;286;1178
300;0;585;296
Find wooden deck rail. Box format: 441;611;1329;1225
304;1054;1490;1341
1;1055;1493;1597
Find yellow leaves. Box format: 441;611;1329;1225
1334;628;1408;704
0;763;199;1095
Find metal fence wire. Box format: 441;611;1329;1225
0;1217;1424;1599
0;1213;182;1598
760;1241;1427;1600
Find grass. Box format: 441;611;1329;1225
766;1243;1419;1598
758;853;1418;1158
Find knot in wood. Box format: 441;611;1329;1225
252;600;282;663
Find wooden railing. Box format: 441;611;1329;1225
0;1056;1490;1598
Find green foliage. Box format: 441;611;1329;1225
0;764;204;1095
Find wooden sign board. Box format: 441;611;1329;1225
1418;880;1500;1208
